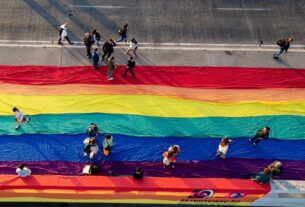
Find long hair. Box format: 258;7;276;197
220;137;229;147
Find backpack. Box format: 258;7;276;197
95;32;101;41
59;28;63;36
277;39;284;46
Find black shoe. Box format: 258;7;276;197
69;42;74;45
58;42;62;45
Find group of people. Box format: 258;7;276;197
251;161;283;184
215;126;270;159
83;123;113;159
82;123;143;179
58;23;138;81
12;107;280;184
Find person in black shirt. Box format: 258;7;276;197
249;126;270;146
92;29;101;47
84;32;94;59
122;57;136;77
273;37;293;59
133;167;143;179
102;38;116;61
116;24;128;43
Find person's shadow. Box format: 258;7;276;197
274;58;293;68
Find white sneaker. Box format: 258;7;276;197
107;77;114;80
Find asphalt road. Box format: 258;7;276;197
0;0;305;44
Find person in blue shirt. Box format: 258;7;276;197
92;48;100;69
251;168;272;184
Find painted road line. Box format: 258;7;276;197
0;40;303;48
0;44;304;52
215;8;273;11
0;40;304;52
69;5;126;9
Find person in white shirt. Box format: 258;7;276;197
126;38;138;57
82;164;100;175
83;137;99;159
16;164;31;177
12;107;30;129
216;137;231;159
58;23;74;45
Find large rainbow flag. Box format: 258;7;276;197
0;65;305;205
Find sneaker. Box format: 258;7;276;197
69;42;74;45
15;125;20;130
107;77;114;81
58;42;62;45
248;138;252;142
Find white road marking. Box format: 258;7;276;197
215;8;273;11
0;40;303;52
69;5;125;9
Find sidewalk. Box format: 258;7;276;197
1;43;305;68
251;180;305;207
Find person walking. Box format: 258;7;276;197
249;126;270;146
127;38;138;57
103;134;113;156
84;32;94;59
102;38;116;61
116;24;128;43
12;107;30;129
58;23;74;45
107;56;115;80
273;37;293;59
92;48;100;69
92;29;101;47
122;57;136;77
